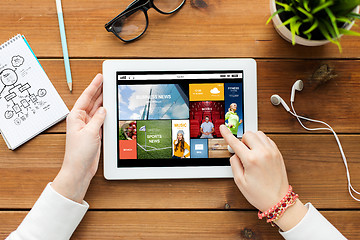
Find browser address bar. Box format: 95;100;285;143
117;73;243;81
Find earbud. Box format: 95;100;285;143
271;79;360;202
290;80;304;102
270;94;290;112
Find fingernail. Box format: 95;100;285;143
98;107;106;115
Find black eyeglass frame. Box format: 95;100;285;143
105;0;186;42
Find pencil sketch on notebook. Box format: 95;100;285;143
0;54;49;126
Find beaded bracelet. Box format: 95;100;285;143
258;185;299;226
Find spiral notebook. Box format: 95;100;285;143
0;34;69;150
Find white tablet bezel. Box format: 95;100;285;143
103;59;257;180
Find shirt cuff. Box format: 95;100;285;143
279;202;346;240
10;182;89;240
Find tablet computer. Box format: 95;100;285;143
103;59;257;180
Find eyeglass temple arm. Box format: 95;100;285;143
105;7;130;29
126;0;142;10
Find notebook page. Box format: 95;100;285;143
0;35;69;149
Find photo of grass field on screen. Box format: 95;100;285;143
136;120;172;159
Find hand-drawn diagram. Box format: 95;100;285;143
11;55;24;68
0;55;49;125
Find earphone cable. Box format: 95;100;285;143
289;102;360;202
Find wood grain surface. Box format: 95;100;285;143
0;0;360;59
1;211;359;239
1;0;360;239
1;134;359;209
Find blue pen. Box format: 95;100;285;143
56;0;72;92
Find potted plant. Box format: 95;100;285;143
267;0;360;51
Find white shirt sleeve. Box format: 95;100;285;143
279;202;346;240
6;182;89;240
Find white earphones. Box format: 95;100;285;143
270;94;290;112
290;79;303;102
270;79;304;112
271;80;360;202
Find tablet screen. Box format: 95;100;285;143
117;71;244;167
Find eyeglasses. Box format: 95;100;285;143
105;0;186;42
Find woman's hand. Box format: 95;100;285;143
220;125;289;212
220;125;307;231
52;74;106;203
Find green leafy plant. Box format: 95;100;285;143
267;0;360;51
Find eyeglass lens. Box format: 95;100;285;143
153;0;185;13
113;0;185;41
114;10;147;41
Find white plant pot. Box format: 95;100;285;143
269;0;360;46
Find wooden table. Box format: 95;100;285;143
1;0;360;239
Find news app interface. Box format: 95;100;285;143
117;71;244;167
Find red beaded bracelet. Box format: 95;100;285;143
258;185;299;226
